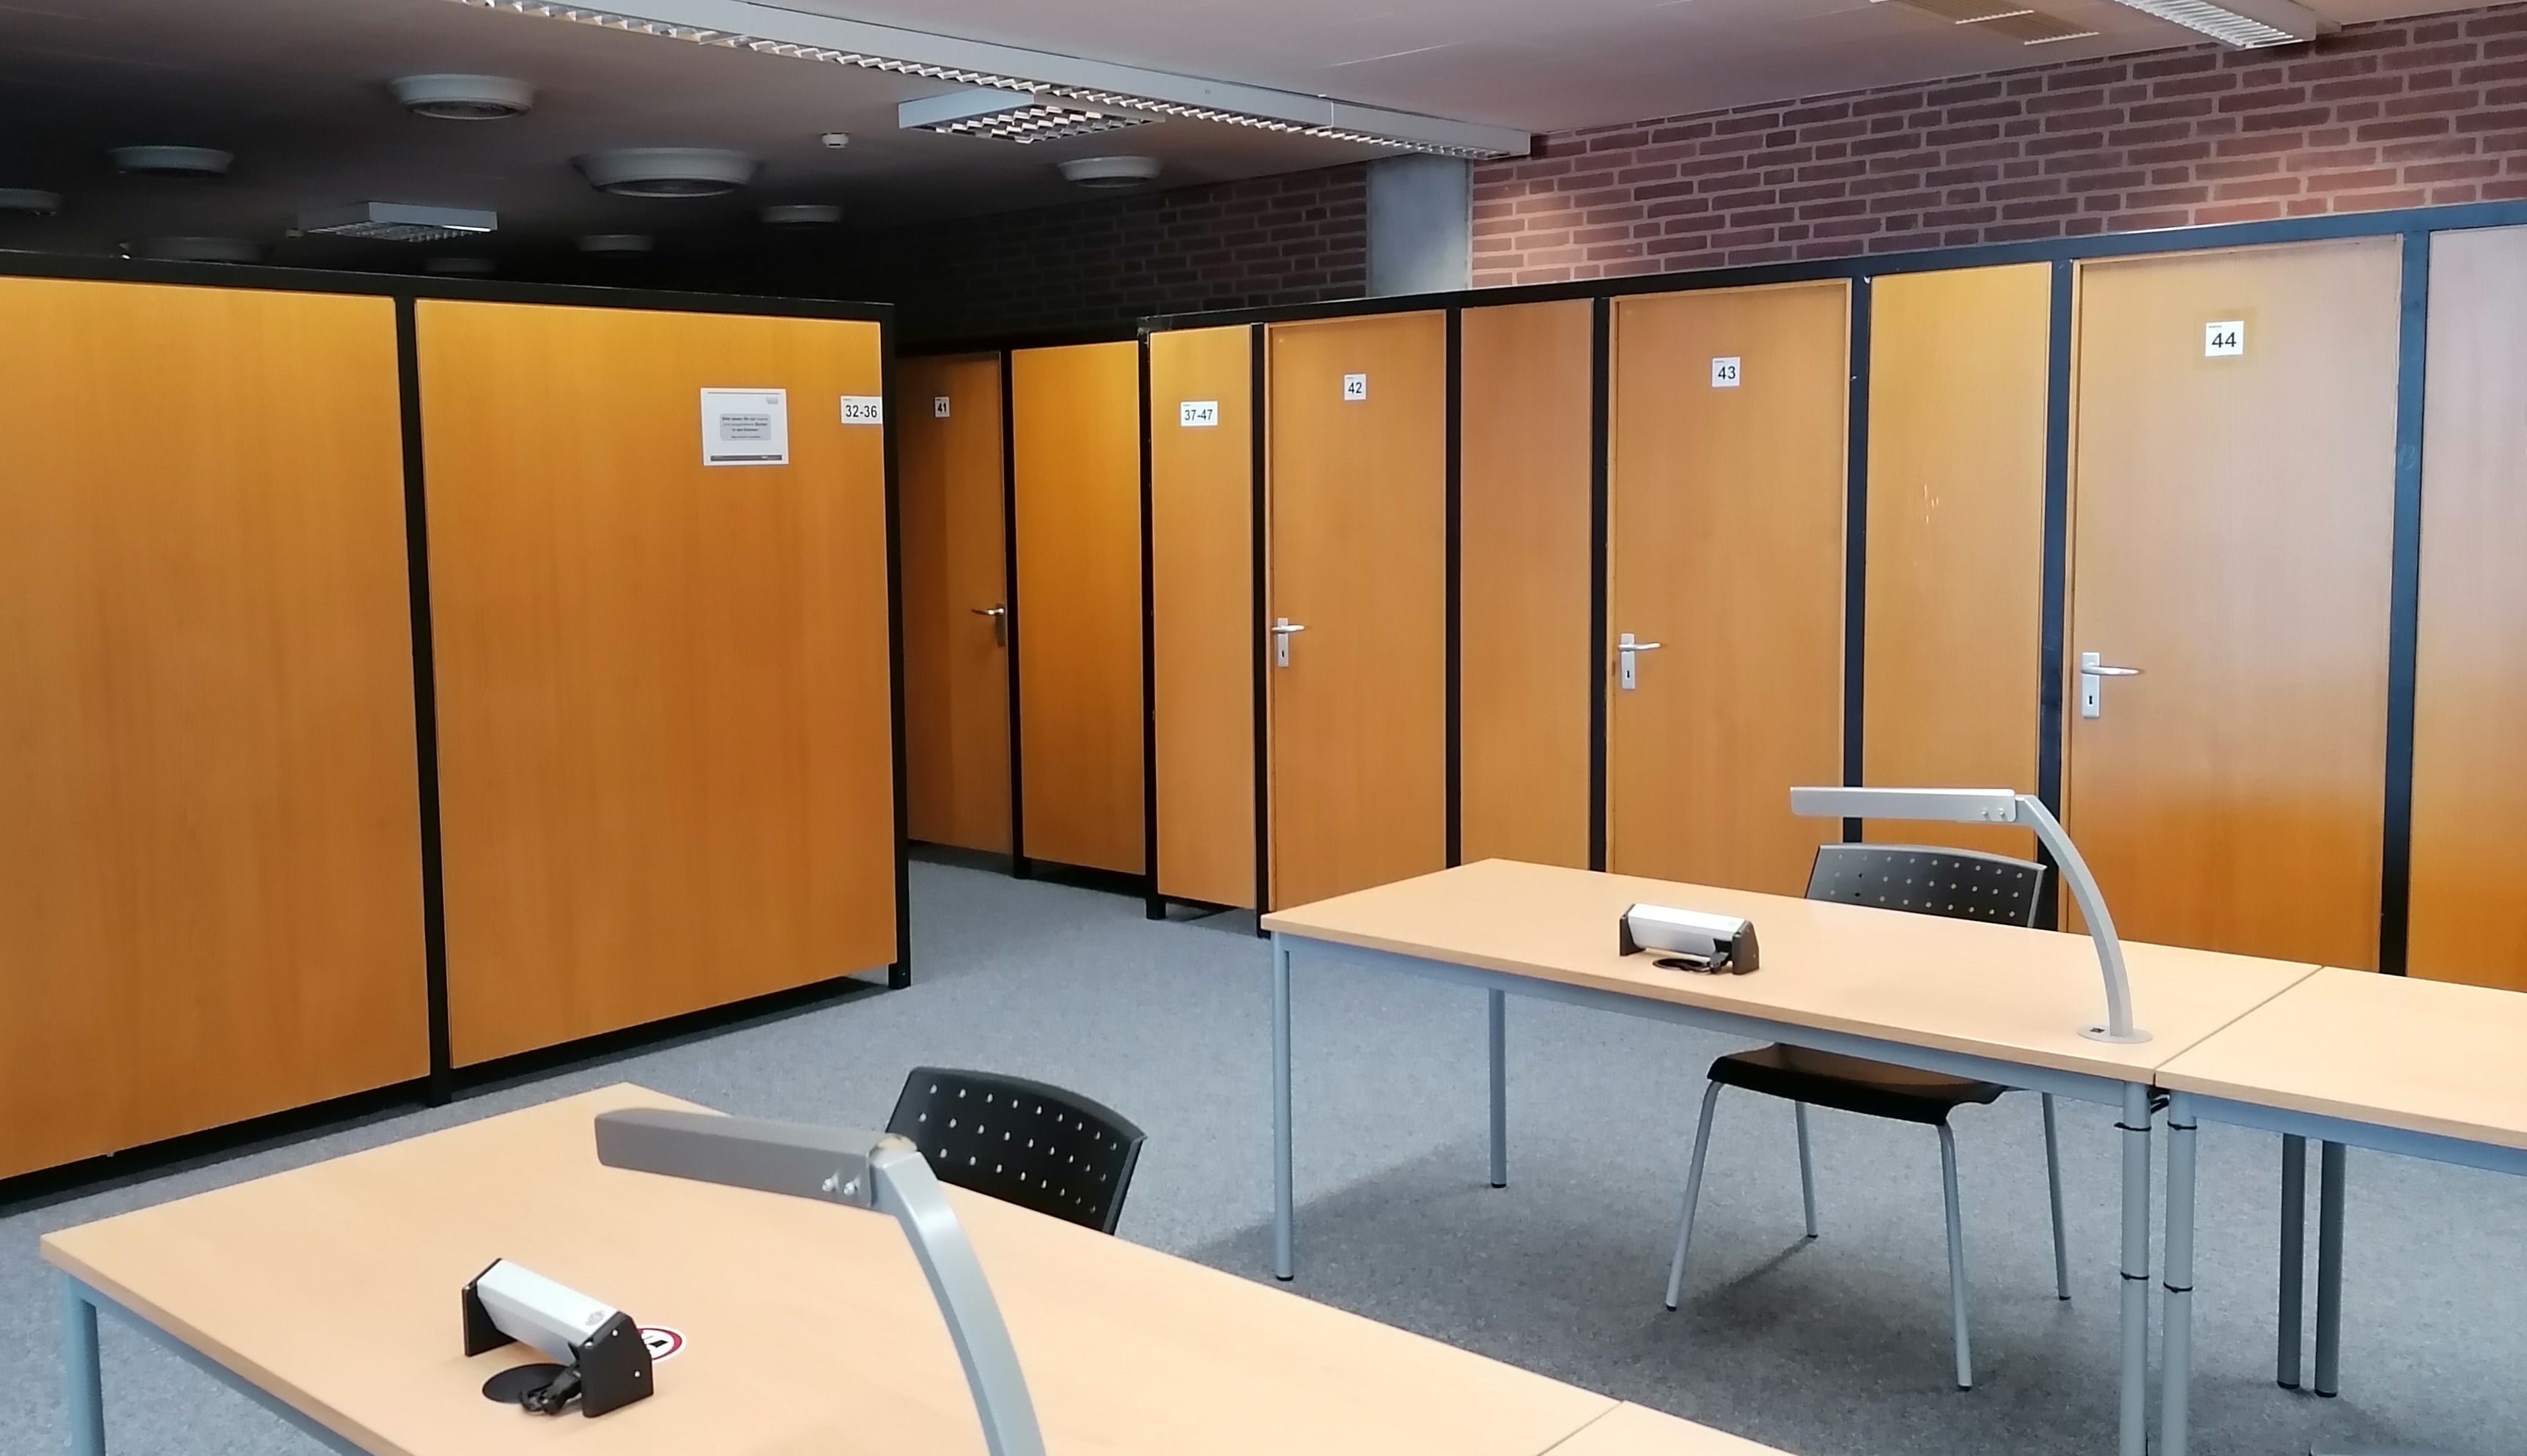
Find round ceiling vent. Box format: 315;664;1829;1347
0;188;62;215
578;233;654;254
392;74;536;121
111;146;234;179
133;235;262;263
425;256;498;276
760;203;841;226
574;148;757;198
1056;155;1161;190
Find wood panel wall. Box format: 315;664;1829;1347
1459;301;1594;870
1011;342;1146;876
901;353;1013;854
0;279;426;1180
2408;224;2527;990
1149;328;1258;908
418;302;898;1067
1862;265;2052;862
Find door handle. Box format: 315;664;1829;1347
2078;651;2141;718
973;604;1008;647
1272;618;1305;669
1617;632;1661;692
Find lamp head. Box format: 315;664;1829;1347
1788;786;2022;825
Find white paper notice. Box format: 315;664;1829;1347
701;388;789;466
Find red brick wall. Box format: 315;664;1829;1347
1472;2;2527;286
828;163;1367;343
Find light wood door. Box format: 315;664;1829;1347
2409;225;2527;989
901;354;1012;854
1013;341;1145;876
2065;240;2401;969
419;302;898;1066
1150;326;1257;907
1267;313;1447;910
1607;282;1850;894
0;278;425;1180
1864;265;2053;861
1461;300;1594;870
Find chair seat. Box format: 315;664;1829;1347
1709;1045;2008;1126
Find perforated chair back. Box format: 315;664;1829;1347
1804;843;2048;928
885;1067;1147;1235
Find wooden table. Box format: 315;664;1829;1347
2155;969;2527;1456
1552;1403;1793;1456
1261;859;2318;1456
44;1083;1710;1456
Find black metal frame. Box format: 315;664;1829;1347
1142;198;2512;977
0;249;910;1194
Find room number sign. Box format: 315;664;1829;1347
1711;356;1742;388
1341;372;1368;401
1179;399;1220;427
2205;321;2245;358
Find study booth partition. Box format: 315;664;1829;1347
1142;207;2527;994
0;257;908;1194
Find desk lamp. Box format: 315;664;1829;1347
593;1108;1046;1456
1788;786;2147;1043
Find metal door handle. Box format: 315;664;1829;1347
2078;651;2140;718
973;604;1008;647
1617;632;1661;692
1272;618;1305;668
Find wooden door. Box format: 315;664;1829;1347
901;354;1012;854
1150;326;1257;908
1863;265;2053;861
2065;240;2401;969
1460;300;1594;870
2409;225;2527;988
1012;342;1145;876
0;278;425;1179
420;302;898;1067
1606;282;1850;894
1266;313;1447;910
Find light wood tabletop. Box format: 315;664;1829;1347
1548;1403;1790;1455
44;1084;1617;1456
2158;967;2527;1150
1261;859;2318;1084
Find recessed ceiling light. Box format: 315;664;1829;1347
300;202;498;242
0;188;62;215
578;233;654;254
902;88;1155;144
427;256;498;276
1058;155;1162;190
111;146;233;179
391;73;536;119
820;132;851;149
761;203;841;226
574;148;757;198
132;236;261;263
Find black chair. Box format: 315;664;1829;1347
887;1068;1146;1235
1660;844;2067;1391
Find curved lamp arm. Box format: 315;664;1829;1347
594;1108;1047;1456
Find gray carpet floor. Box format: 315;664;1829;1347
3;857;2520;1455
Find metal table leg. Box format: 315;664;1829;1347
1272;934;1296;1281
2279;1133;2306;1389
2118;1082;2154;1456
2314;1139;2346;1397
1488;988;1508;1189
2160;1093;2199;1456
62;1274;104;1456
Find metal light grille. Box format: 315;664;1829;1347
916;103;1156;144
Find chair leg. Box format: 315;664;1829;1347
2041;1092;2070;1301
1664;1080;1726;1311
1793;1101;1819;1238
1938;1121;1974;1391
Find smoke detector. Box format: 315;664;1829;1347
0;188;62;215
819;132;851;149
391;74;535;119
761;203;841;226
132;236;262;263
300;202;497;242
575;148;756;197
426;256;498;276
1058;155;1162;190
901;88;1154;144
578;233;654;254
111;146;233;179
